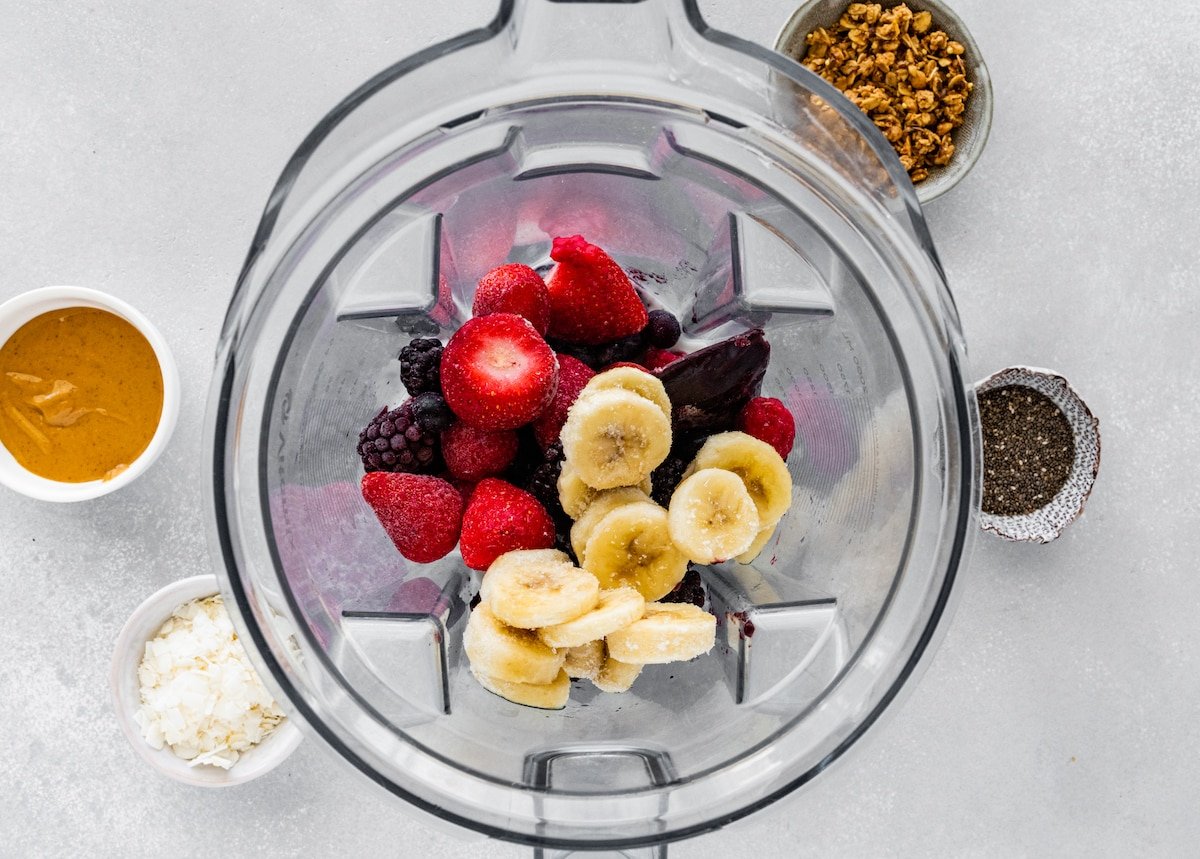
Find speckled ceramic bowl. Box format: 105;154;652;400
974;367;1100;543
110;574;302;787
775;0;993;203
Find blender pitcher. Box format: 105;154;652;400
205;0;978;852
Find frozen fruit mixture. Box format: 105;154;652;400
355;235;799;709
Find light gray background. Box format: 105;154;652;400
1;1;1197;856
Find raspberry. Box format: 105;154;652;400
661;566;706;609
360;472;463;564
643;347;683;371
545;235;649;344
440;314;558;431
531;354;595;449
357;401;441;474
442;422;519;482
646;309;681;348
473;263;551;335
399;337;443;395
737;397;796;460
459;478;556;571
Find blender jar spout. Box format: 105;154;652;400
504;0;703;72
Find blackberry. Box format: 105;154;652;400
524;443;563;508
650;454;691;508
399;337;443;395
593;329;648;368
357;401;441;474
661;566;706;609
409;391;454;432
647;309;681;349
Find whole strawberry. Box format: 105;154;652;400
545;235;649;345
440;313;559;431
737;397;796;460
442;422;519;482
472;263;551;335
361;472;463;564
531;353;595;449
459;477;555;571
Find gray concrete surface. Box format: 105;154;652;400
1;0;1197;856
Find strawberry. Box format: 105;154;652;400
532;354;595;449
602;361;648;372
440;313;559;431
442;422;519;482
361;472;463;564
737;397;796;460
472;263;550;335
545;235;649;344
459;477;555;571
643;348;683;371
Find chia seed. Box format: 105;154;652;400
979;385;1075;516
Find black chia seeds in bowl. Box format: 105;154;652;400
975;367;1100;543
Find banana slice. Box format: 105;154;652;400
687;431;793;526
471;665;570;710
538;586;646;649
569;487;652;562
559;463;652;520
735;524;777;564
563;640;605;680
583;501;690;601
667;468;760;563
463;604;565;685
592;650;642;693
558;461;600;519
481;551;601;629
560;388;671;490
606;602;716;665
581;366;671;421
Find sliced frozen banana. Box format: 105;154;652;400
735;524;777;564
538;586;646;649
481;550;600;629
569;486;652;562
471;665;570;710
463;604;565;685
560;388;671;490
562;639;605;680
558;461;600;519
484;548;573;586
687;431;793;526
606;602;716;665
582;501;690;601
592;650;642;694
559;463;652;520
581;366;671;421
667;468;760;563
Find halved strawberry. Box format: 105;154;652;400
545;235;649;345
472;263;550;335
441;314;559;431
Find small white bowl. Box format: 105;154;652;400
110;574;303;787
974;367;1101;543
0;285;180;502
775;0;994;203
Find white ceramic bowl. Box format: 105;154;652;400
0;285;180;502
775;0;994;203
110;574;303;787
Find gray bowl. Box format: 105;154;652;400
775;0;993;203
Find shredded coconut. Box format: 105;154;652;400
133;594;285;769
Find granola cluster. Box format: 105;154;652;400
801;3;973;183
